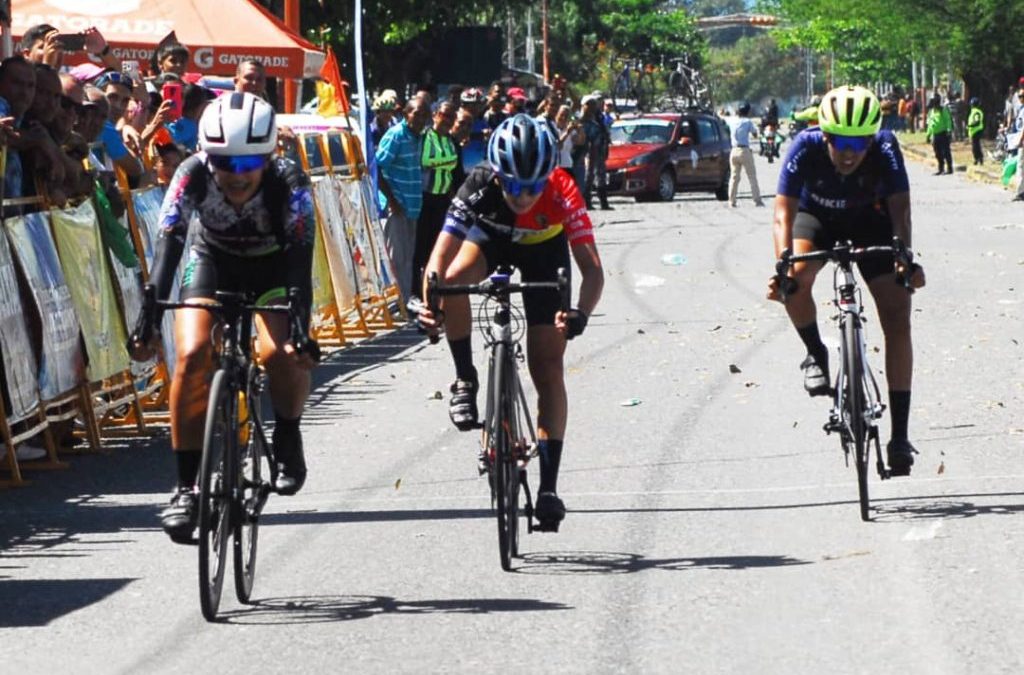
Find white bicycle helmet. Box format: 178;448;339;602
487;114;557;187
199;92;277;156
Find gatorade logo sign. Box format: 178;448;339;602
43;0;140;15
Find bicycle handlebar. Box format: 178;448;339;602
128;285;321;363
774;237;915;302
408;267;571;344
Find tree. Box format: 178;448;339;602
706;33;805;104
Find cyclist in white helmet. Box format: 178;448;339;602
129;92;318;543
417;114;605;529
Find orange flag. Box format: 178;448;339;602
318;46;349;117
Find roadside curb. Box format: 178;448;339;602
900;140;1006;189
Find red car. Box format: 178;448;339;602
605;112;731;202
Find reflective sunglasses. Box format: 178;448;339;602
500;176;547;197
94;71;135;91
826;134;873;153
208;154;268;173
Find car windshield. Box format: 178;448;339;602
611;119;674;145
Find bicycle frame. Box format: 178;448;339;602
828;262;886;459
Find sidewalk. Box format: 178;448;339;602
898;132;1007;189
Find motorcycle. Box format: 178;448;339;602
759;124;782;163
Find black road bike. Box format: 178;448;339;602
777;238;914;521
133;287;319;620
426;267;569;571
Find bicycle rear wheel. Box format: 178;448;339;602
491;343;519;571
843;319;871;521
199;369;235;621
234;367;266;603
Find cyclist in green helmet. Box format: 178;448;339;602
768;85;926;476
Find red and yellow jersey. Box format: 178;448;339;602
443;166;595;247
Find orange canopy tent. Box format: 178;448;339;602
11;0;325;79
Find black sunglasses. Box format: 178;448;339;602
60;95;82;112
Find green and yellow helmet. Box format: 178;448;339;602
818;85;882;136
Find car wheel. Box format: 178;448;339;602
714;173;729;201
656;169;675;202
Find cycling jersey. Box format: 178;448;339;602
777;129;909;214
148;153;315;327
442;166;594;247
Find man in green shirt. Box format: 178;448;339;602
413;101;459;290
967;97;984;165
925;94;954;174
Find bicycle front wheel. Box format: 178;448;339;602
843;318;871;521
234;367;266;603
199;368;235;621
491;343;519;571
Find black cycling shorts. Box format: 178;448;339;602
792;208;895;282
464;225;571;327
180;243;288;306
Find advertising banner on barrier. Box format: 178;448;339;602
109;220;156;378
0;228;40;423
50;201;130;382
334;177;384;296
312;177;358;310
129;186;178;375
311;221;335;315
130;186;166;272
359;174;399;289
5;213;85;400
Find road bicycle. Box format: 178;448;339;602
425;266;569;571
610;56;656;113
663;55;712;111
776;238;914;521
132;287;319;620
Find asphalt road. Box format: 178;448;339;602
2;150;1023;674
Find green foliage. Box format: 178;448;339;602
706;33;805;102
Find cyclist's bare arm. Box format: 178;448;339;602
883;191;925;288
570;240;604;318
419;230;465;328
771;195;800;259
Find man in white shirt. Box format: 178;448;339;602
725;101;764;207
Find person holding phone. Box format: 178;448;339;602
21;24;121;72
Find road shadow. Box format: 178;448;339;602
513;550;811;576
0;577;135;626
216;594;571;625
262;507;491;527
870;491;1024;521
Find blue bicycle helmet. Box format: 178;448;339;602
487;113;557;186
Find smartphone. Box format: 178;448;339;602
122;61;140;81
161;82;183;121
55;33;86;52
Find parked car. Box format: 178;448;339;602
605;111;731;202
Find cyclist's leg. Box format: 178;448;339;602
517;236;569;523
163;248;220;538
787;212;829;394
441;230;489;430
856;215;916;472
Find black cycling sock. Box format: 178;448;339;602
796;322;829;366
273;414;302;438
448;337;477;383
538;439;564;493
175;450;201;490
889;391;911;441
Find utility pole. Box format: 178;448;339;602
526;7;534;75
542;0;550;83
283;0;300;113
507;9;515;70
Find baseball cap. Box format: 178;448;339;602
507;86;527;101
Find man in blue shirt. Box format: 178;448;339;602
769;85;926;476
725;102;763;207
94;70;143;186
376;96;431;298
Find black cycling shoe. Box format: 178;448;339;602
534;491;566;532
887;439;917;477
800;354;831;397
273;426;307;496
448;379;479;431
161;486;198;544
